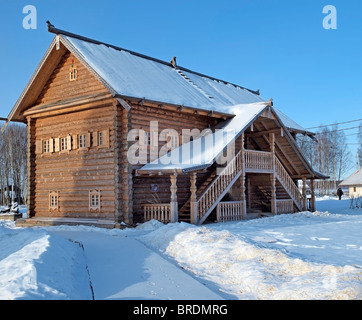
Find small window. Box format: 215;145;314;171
49;191;59;211
89;190;100;211
69;64;78;81
79;134;87;149
167;134;179;150
98;131;103;146
354;187;357;192
146;132;151;146
93;129;109;148
60;137;68;151
139;131;151;146
43;140;50;153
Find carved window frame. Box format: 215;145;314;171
49;191;59;211
69;66;78;81
89;190;100;212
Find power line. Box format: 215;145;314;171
345;132;361;137
314;126;361;134
306;118;362;130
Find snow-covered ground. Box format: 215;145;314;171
0;196;361;300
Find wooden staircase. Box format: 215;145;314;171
178;170;217;223
196;150;243;225
274;157;304;211
143;149;306;225
178;150;304;224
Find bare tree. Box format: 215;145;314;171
0;123;27;205
297;125;352;196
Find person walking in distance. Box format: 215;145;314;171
337;187;343;200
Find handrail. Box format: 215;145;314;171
274;157;303;210
197;150;242;221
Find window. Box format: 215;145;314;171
167;133;179;150
92;130;109;148
89;190;100;211
49;191;59;211
42;140;50;153
98;131;103;146
79;134;87;149
139;131;150;146
60;137;68;151
69;66;78;81
354;187;357;192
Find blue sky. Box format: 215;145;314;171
0;0;361;174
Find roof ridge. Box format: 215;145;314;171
46;22;260;96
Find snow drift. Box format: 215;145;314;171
138;213;362;300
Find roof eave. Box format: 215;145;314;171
271;108;326;179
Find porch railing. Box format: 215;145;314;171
276;199;294;214
143;204;171;223
244;150;273;171
216;201;244;222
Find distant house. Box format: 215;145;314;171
339;168;362;198
4;24;327;227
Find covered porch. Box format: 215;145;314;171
137;101;325;225
140;147;317;225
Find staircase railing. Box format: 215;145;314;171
178;169;217;221
274;157;303;211
196;150;243;224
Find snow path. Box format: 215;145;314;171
0;225;92;300
50;229;223;300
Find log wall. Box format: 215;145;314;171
32;103;115;218
129;103;220;222
35;52;106;105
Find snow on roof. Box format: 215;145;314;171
61;34;312;136
339;168;362;186
138;102;268;173
63;35;264;112
274;109;305;132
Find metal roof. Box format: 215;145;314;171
7;24;312;139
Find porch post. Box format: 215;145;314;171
190;172;198;224
170;172;178;223
241;133;247;219
302;177;307;211
270;133;277;214
310;178;316;212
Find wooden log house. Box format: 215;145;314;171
5;24;327;227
